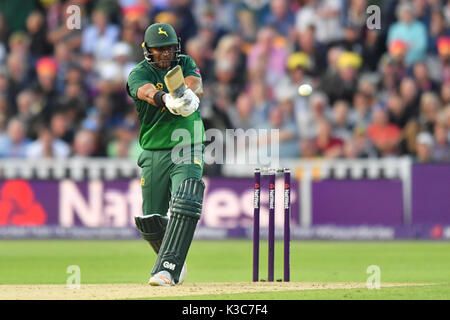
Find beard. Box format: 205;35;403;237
152;51;176;69
154;60;172;69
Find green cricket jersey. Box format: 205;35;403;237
126;55;205;150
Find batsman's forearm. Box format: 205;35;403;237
185;76;203;99
137;83;165;107
193;86;203;99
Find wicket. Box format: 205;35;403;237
253;168;291;282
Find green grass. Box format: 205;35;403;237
0;240;449;299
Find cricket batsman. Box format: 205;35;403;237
126;22;205;286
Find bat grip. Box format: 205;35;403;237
171;84;187;98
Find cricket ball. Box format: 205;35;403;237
298;84;312;96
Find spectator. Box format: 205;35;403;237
0;13;9;60
65;65;84;86
331;100;353;142
212;34;246;101
258;104;300;158
436;37;450;83
349;91;372;130
419;92;441;134
262;0;296;38
248;79;274;127
362;29;385;72
412;61;439;94
399;77;421;123
238;0;271;26
349;127;377;158
95;0;121;24
8;31;31;59
321;51;362;105
441;105;450;141
46;1;82;51
358;76;378;106
6;52;31;112
0;69;7;96
431;122;450;162
50;111;74;145
185;36;214;83
441;82;450;105
107;124;141;160
275;52;312;115
386;92;418;154
338;22;364;56
53;41;73;93
413;0;431;27
236;7;258;43
320;46;342;88
228;92;257;130
314;119;344;159
211;59;240;107
387;2;428;66
377;54;400;100
171;0;198;49
25;124;70;159
81;8;120;60
387;93;409;128
120;20;146;63
247;26;288;86
387;40;409;79
214;34;245;72
96;41;136;85
0;94;9;134
345;0;368;29
415;131;434;162
367;106;402;156
31;56;60;123
113;41;137;82
55;80;88;126
25;11;52;61
79;52;101;98
295;0;344;45
15;89;39;137
299;138;317;158
445;0;450;23
71;129;99;158
296;91;331;139
428;10;450;55
294;25;327;77
0;117;30;157
202;82;234;133
342;139;360;159
195;0;239;34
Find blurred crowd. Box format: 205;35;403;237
0;0;449;166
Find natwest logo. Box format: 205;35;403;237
59;180;142;227
0;180;47;226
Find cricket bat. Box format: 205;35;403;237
164;65;186;98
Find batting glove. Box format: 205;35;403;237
180;88;196;103
178;89;200;117
163;94;188;116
